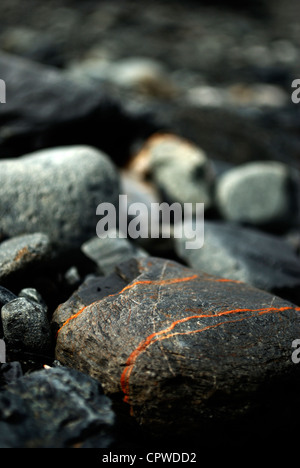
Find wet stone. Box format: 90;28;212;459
53;257;300;438
0;366;115;448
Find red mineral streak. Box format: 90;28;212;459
56;274;199;335
120;305;300;404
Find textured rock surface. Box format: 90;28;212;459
175;220;300;305
0;366;115;448
1;296;52;356
53;257;300;437
0;233;51;281
0;146;120;251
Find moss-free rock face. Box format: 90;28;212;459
0;145;120;251
53;257;300;437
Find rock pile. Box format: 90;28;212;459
0;0;300;451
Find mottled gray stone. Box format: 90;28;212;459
0;146;120;251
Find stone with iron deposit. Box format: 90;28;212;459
53;257;300;436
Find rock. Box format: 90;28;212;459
68;57;177;98
53;257;300;438
0;361;23;387
1;296;52;357
0;52;155;163
0;27;63;67
0;286;17;310
52;271;131;332
0;366;115;448
144;133;215;210
175;220;300;305
215;161;297;227
18;288;47;309
0;286;17;337
0;146;120;251
81;230;148;276
0;233;51;281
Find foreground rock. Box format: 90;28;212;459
0;146;120;251
53;257;300;437
175;220;300;305
0;366;115;448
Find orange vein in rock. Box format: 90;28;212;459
120;305;300;403
56;274;199;335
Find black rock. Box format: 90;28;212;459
0;286;17;309
54;256;300;439
0;361;23;387
0;366;115;448
1;296;52;357
0;52;156;164
0;286;17;337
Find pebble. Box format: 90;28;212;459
53;256;300;438
175;220;300;305
0;366;115;448
1;295;52;357
215;161;297;227
0;146;120;251
0;233;51;282
138;133;215;210
81;230;148;276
